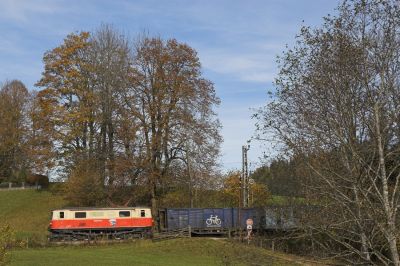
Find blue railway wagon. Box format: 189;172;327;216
160;208;263;233
164;208;234;230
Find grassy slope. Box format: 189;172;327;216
0;189;65;239
11;239;308;266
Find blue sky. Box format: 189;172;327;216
0;0;340;171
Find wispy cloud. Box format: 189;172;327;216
0;38;24;54
241;72;276;83
0;0;63;22
198;48;278;83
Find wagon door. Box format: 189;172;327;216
166;209;189;230
188;209;203;229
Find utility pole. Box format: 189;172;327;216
242;145;250;207
186;143;193;208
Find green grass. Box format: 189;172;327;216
10;238;303;266
0;189;65;241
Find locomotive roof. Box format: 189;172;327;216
52;207;150;211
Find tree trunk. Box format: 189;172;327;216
375;103;400;266
353;185;371;262
360;232;370;262
150;180;159;232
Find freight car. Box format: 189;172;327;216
158;208;262;235
48;207;152;241
158;206;298;235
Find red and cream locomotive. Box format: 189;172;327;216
49;207;153;241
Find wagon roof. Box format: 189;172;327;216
51;207;150;211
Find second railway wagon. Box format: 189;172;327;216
158;207;299;235
158;208;263;235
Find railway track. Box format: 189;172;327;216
49;229;151;243
152;227;191;242
49;238;138;245
49;227;193;245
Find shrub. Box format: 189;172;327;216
0;224;14;265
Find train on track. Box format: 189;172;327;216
48;207;152;241
49;206;302;241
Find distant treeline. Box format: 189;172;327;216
250;159;303;198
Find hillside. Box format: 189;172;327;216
0;189;65;240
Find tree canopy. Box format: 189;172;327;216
35;25;222;223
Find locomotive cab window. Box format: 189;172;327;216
141;210;146;217
119;211;130;217
59;211;64;219
75;212;86;218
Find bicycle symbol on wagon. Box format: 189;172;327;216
206;215;222;227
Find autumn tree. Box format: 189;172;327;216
36;26;133;204
35;31;93;178
256;0;400;264
36;26;222;211
0;80;53;183
127;36;221;224
220;172;241;207
221;171;270;207
0;80;31;183
64;158;105;206
86;25;132;202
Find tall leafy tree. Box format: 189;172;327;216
127;36;221;223
36;31;93;176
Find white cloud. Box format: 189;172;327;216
0;38;23;54
0;0;63;22
198;48;278;83
241;72;276;83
